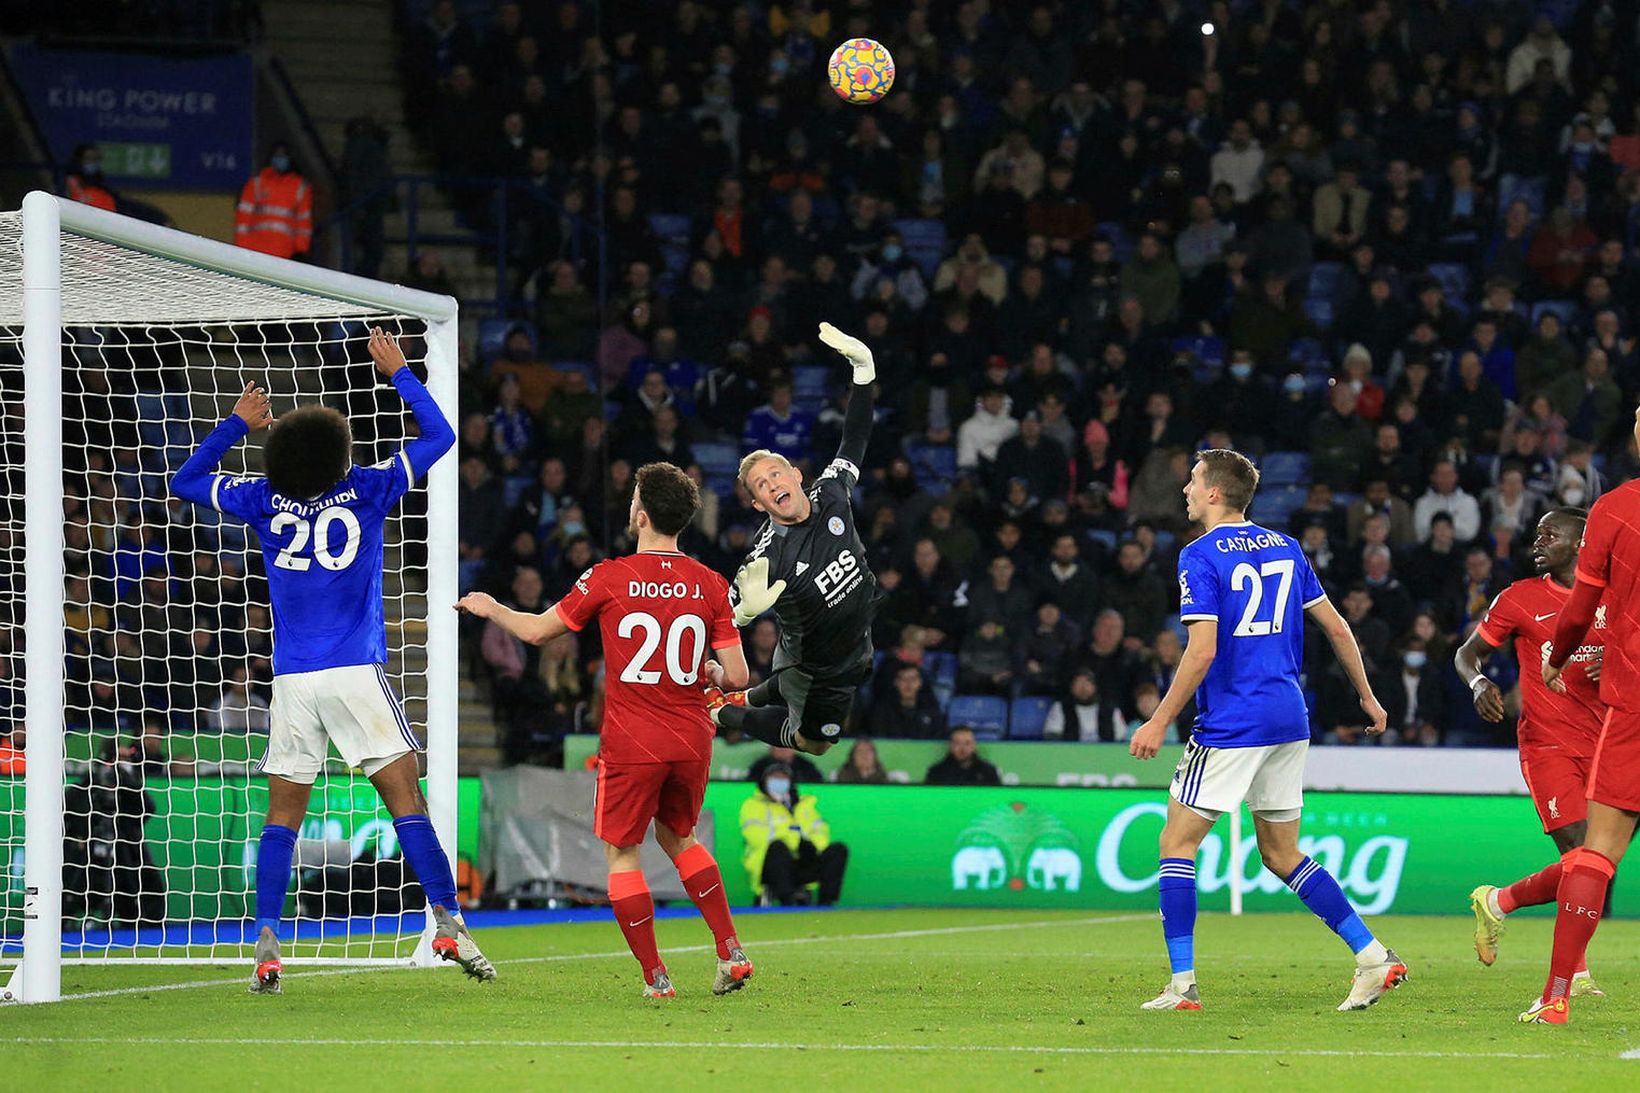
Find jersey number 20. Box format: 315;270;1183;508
617;611;707;685
1230;558;1295;637
270;507;361;572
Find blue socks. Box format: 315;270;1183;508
1158;857;1198;976
393;814;458;912
254;823;297;937
1286;856;1375;954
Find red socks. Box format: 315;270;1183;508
676;842;739;960
1499;850;1574;914
1543;848;1616;1002
609;869;664;984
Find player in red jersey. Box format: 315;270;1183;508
457;463;751;1000
1522;404;1640;1025
1454;508;1607;996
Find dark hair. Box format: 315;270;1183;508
1195;448;1260;513
634;462;700;536
1544;506;1589;533
264;406;351;499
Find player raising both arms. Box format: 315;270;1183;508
709;323;878;756
457;462;753;1000
1454;508;1608;996
1128;450;1407;1012
172;328;493;993
1521;404;1640;1026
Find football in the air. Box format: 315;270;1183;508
827;37;895;104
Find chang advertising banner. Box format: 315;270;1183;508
701;783;1629;916
8;44;254;188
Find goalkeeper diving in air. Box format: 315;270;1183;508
171;328;494;993
708;323;880;756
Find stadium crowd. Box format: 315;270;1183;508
403;0;1640;762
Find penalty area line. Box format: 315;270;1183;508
51;914;1152;1003
0;1035;1559;1061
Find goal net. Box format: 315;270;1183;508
0;193;459;1002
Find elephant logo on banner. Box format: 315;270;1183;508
951;802;1081;894
1026;846;1082;892
951;845;1008;890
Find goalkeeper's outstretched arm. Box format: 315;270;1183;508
171;381;273;507
818;321;876;471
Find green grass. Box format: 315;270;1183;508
6;909;1639;1090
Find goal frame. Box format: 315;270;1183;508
4;191;461;1003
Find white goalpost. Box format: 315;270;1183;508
0;192;459;1003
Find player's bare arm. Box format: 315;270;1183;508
1454;628;1507;723
1306;597;1388;735
455;591;569;645
1130;619;1216;760
231;381;274;430
368;325;408;378
707;642;750;691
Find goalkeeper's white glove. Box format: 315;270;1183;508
733;556;787;627
818;321;875;385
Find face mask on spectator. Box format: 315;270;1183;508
1563;488;1586;506
82;160;102;177
881;244;903;263
271;154;291;172
1229;361;1253;380
560;520;586;537
1403;651;1427;670
1282;375;1306;395
765;776;791;798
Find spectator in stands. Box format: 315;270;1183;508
1103;541;1169;644
833;738;890;785
1308;384;1374;492
0;724;24;775
1413;460;1482;543
1042;668;1128;742
740;761;848;905
1547;347;1622;446
205;667;270;735
458;456;507;565
1527;206;1597;295
924;727;1002;787
866;663;945;739
1346;478;1416;549
64;143;170;225
234;143;313;260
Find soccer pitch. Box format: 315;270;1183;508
5;909;1638;1089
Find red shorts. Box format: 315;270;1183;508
1588;708;1640;814
1519;747;1592;832
593;758;710;848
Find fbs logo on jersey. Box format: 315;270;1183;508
828;515;846;536
950;802;1081;894
1178;569;1193;606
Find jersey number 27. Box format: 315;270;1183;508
1230;558;1295;637
270;506;361;572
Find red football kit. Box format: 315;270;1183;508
1556;482;1640;812
1477;574;1607;831
554;550;740;846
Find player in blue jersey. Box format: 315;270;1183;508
172;328;494;993
1127;449;1405;1012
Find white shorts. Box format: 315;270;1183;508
1169;737;1307;822
261;663;421;784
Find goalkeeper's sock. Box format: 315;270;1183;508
1499;851;1571;914
254;823;298;937
393;814;460;917
716;703;798;747
675;843;739;960
1285;856;1382;963
1158;858;1197;984
1543;848;1614;1002
609;869;664;984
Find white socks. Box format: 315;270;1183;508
1171;971;1196;995
1355;939;1390;968
1487;887;1506;919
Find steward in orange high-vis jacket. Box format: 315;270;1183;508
235;144;313;259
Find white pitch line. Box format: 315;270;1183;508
52;914;1151;1003
0;1035;1559;1061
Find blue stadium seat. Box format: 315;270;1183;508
925;651;958;690
1426;263;1469;302
1261;451;1311;487
1530;300;1578;328
554;361;598;389
1009;696;1054;740
478;318;535;365
946;695;1009;739
1497;176;1547;219
647;212;691;245
1303;298;1333;330
893;217;946;250
1288;337;1327;367
693;441;740;478
1307;261;1346;304
1086;528;1119;556
793;365;831;398
1096;222;1132;262
1250;485;1307;525
906;441;957;490
1171;334;1226;367
502;475;533;510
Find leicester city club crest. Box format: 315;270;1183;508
828;516;845;536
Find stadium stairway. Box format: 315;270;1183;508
261;0;497;313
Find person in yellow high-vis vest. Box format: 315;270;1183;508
739;761;848;905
